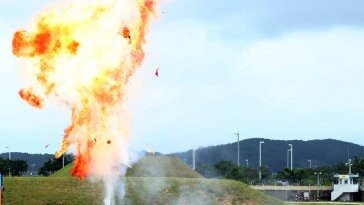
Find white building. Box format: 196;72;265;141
331;173;359;201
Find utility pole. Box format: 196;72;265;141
308;160;312;168
259;141;264;181
288;144;293;170
346;159;352;174
245;159;249;168
233;132;240;167
314;172;322;200
192;149;196;170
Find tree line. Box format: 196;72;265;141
0;154;74;176
196;156;364;185
0;157;28;176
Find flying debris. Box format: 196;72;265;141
107;140;112;144
155;67;159;77
18;89;43;108
45;144;50;148
121;26;131;40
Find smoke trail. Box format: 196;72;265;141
12;0;158;203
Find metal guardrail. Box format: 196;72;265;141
251;185;333;191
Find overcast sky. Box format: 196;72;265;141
1;0;364;154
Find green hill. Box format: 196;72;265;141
125;155;203;178
51;155;202;178
3;177;282;205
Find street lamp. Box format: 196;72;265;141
245;159;249;168
259;141;264;180
288;144;293;170
287;149;290;168
308;160;312;169
233;132;240;167
314;172;322;200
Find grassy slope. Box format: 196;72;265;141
3;177;282;205
51;155;203;178
3;177;103;205
51;162;73;177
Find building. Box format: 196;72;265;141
331;159;359;201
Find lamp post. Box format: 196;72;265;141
287;149;290;168
245;159;249;168
233;132;240;167
314;172;322;200
308;160;312;168
288;144;293;170
259;141;264;181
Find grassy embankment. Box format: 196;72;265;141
3;156;282;205
3;177;282;205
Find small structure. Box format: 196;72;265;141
331;159;359;201
303;191;310;201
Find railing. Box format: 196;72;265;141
252;185;332;191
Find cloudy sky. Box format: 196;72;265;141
1;0;364;154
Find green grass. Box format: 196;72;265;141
51;163;73;177
51;155;203;178
3;177;283;205
3;177;103;205
35;156;282;204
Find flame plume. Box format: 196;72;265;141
13;0;158;181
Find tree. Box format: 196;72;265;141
214;161;236;176
276;168;308;184
38;154;74;176
352;156;364;175
195;163;218;178
260;165;272;180
0;157;28;176
212;160;263;184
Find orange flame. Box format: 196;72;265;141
13;0;158;179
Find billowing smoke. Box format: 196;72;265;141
12;0;158;203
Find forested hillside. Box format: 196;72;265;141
0;152;53;171
172;138;363;172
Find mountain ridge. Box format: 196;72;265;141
171;138;363;172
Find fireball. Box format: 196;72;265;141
12;0;158;182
